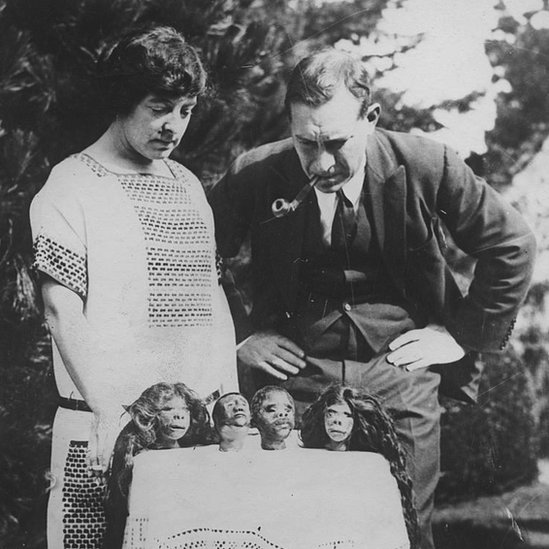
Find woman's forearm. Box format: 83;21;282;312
41;278;123;414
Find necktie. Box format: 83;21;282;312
331;189;357;252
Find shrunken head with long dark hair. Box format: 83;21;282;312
300;385;420;548
125;382;211;450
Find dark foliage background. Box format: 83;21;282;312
1;1;548;547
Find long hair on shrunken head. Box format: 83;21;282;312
300;384;420;549
106;382;212;516
126;382;211;449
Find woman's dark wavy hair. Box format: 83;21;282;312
300;384;420;549
104;382;212;549
98;25;207;117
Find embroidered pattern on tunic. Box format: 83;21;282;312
119;172;214;327
74;154;216;327
62;441;106;549
33;233;87;298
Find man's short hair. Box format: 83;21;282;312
284;49;371;118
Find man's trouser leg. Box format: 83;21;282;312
346;355;441;549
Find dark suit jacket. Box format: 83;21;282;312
209;129;536;403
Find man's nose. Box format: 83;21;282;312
311;149;335;175
276;408;288;418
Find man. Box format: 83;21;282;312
209;49;535;548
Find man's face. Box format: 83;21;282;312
254;390;295;443
217;394;251;428
290;86;379;194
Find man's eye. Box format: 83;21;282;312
327;140;346;151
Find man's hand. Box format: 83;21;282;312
387;324;465;371
87;410;121;478
237;330;307;380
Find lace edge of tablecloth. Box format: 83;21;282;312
123;521;409;549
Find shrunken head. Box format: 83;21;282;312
251;386;295;450
127;382;211;449
212;392;251;452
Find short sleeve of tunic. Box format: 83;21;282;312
30;161;88;298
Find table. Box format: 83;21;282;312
122;431;409;549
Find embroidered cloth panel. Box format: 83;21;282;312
123;431;409;549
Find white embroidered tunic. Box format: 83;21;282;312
30;154;237;405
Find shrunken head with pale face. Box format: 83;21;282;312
251;386;295;450
212;392;251;452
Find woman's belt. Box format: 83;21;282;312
58;396;92;412
58;388;222;413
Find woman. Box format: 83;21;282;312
300;384;420;549
30;26;237;548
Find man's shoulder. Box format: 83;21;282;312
376;128;445;158
374;128;448;178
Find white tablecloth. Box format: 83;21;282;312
123;431;409;549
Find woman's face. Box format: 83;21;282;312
116;93;197;162
156;395;191;448
324;400;354;451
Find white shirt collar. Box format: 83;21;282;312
313;164;366;245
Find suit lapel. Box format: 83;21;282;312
365;132;407;292
261;150;310;312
